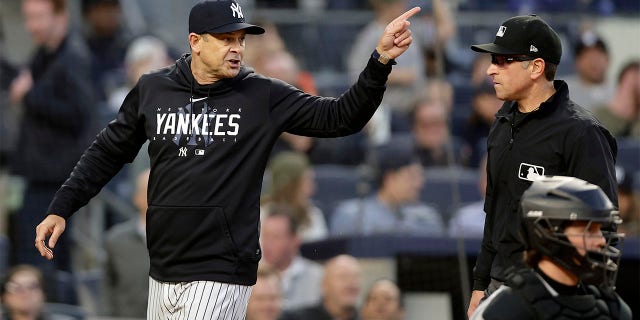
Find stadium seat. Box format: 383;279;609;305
44;303;87;320
312;164;371;223
420;166;482;221
76;269;104;314
617;138;640;174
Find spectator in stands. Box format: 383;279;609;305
564;30;614;110
616;166;640;237
593;60;640;138
448;154;487;238
360;278;405;320
243;20;318;97
410;96;463;167
1;264;83;320
244;20;285;66
348;0;427;114
281;254;362;320
0;56;19;169
102;169;150;318
330;142;444;236
394;78;455;133
262;151;328;242
425;78;454;113
8;0;96;304
260;203;324;311
248;36;317;95
459;83;502;168
108;35;172;113
246;262;284;320
82;0;134;101
417;0;456;79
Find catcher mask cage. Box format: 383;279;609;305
521;176;624;287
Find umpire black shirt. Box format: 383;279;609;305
473;80;618;291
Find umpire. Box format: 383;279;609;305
466;15;618;317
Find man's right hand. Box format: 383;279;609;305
467;290;485;319
35;214;66;260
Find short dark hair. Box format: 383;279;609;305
40;0;67;14
264;202;300;235
81;0;119;14
544;62;557;81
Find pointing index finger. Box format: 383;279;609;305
393;6;421;23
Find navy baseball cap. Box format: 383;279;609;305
189;0;265;35
574;31;608;57
471;15;562;65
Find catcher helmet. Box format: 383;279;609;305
521;176;623;287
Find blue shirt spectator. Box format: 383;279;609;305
330;143;444;236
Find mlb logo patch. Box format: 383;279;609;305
519;163;544;181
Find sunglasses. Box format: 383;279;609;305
491;55;535;67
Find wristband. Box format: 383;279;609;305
372;49;396;65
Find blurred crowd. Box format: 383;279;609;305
0;0;638;319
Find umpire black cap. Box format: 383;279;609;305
471;15;562;64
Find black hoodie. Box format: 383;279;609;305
47;53;391;285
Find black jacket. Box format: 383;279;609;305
48;53;391;285
11;32;96;184
473;80;618;291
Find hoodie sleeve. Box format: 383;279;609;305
269;55;391;138
47;84;147;218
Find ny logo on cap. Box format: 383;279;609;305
496;26;507;37
230;2;243;18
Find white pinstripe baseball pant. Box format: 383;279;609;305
147;277;252;320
